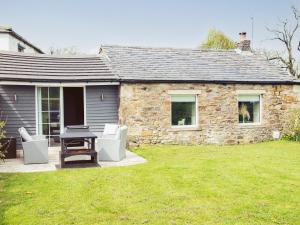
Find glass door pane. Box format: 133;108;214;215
38;87;61;146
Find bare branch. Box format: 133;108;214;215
290;7;300;48
266;5;300;78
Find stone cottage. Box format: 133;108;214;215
101;40;300;145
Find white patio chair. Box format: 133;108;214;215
18;127;48;164
95;123;119;143
97;126;128;161
103;124;119;137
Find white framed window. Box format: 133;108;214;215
238;94;261;124
171;94;197;127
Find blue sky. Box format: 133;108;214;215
1;0;299;53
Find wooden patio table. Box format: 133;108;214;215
59;131;98;168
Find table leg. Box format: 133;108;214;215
60;139;64;152
60;139;64;167
59;151;65;168
91;138;95;151
91;138;96;163
94;152;98;163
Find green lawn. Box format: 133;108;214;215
0;141;299;225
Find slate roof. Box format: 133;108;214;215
0;45;298;84
101;45;297;84
0;51;118;82
0;26;44;54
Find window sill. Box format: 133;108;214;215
169;126;201;131
238;123;265;128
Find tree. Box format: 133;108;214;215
49;46;81;55
266;6;300;78
201;29;236;50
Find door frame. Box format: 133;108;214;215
35;85;86;136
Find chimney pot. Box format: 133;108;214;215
237;32;251;51
239;32;247;42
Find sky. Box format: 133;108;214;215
1;0;300;54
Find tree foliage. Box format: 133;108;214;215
201;29;236;50
282;108;300;141
0;112;6;161
267;6;300;78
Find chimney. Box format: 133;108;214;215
237;32;251;51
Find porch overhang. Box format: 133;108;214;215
0;81;120;86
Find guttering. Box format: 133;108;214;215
119;79;299;85
1;78;298;86
0;81;120;86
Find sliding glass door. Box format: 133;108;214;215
37;87;61;146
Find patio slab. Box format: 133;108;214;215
0;147;147;173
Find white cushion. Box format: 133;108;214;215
103;124;119;135
102;134;117;139
18;127;33;142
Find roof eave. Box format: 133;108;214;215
119;79;298;85
0;77;297;85
0;77;120;83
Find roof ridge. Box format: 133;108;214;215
0;50;101;59
101;44;236;52
99;49;122;80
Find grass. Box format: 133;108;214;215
0;141;299;225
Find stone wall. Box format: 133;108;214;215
119;83;300;146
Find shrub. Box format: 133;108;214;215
0;112;6;161
282;108;300;141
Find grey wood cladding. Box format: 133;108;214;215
0;85;36;147
0;85;120;148
86;86;119;133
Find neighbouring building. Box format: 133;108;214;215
0;25;43;54
0;33;300;148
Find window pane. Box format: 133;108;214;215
253;102;260;122
42;124;49;135
41;112;49;123
49;87;60;99
50;123;60;135
172;102;196;126
238;95;260;102
50;112;60;123
41;87;48;99
238;101;260;123
41;100;48;111
49;100;60;111
171;95;196;102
